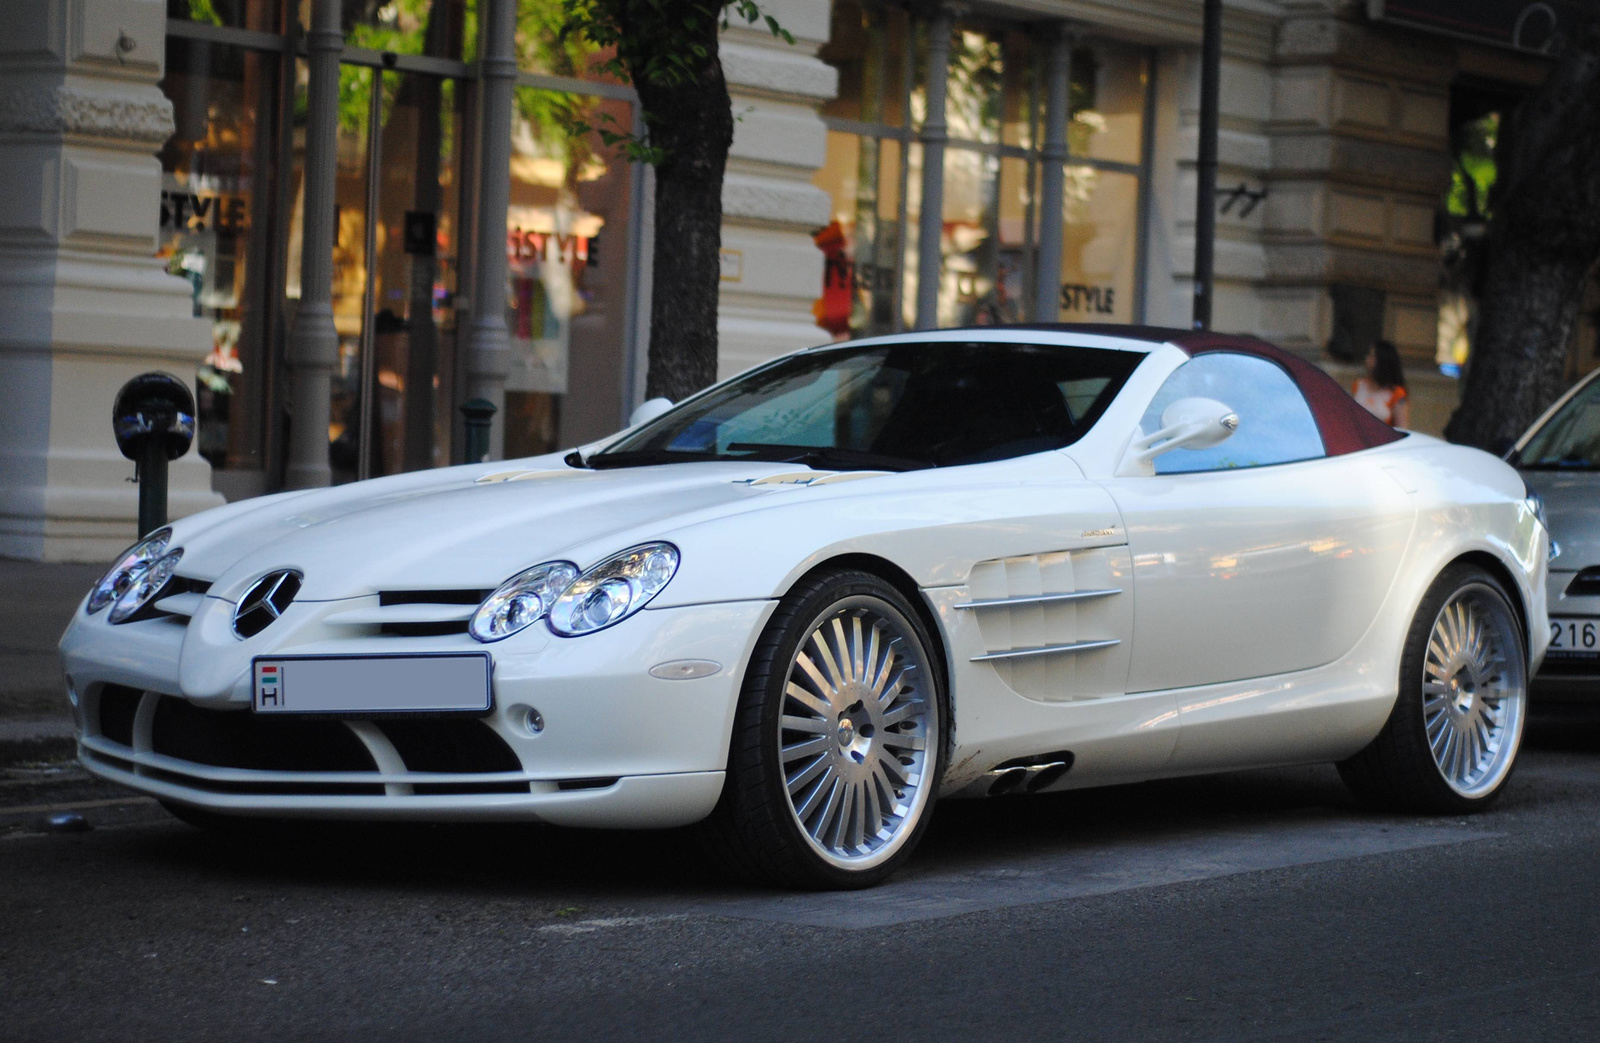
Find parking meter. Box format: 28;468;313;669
113;373;196;537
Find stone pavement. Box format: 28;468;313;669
0;557;107;755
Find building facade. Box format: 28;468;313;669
1;0;1589;561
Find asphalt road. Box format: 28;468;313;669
4;718;1600;1042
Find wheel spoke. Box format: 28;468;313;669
782;735;830;762
787;754;831;795
795;767;838;824
780;713;830;735
793;656;835;704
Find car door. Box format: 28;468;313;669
1100;352;1415;698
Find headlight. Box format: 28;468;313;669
108;549;183;624
469;561;580;643
86;528;171;614
548;543;679;636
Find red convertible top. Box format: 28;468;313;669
993;323;1405;457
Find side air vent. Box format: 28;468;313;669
233;570;302;638
1566;568;1600;598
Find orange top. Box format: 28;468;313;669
1352;377;1407;426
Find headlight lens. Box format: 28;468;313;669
87;528;172;614
108;549;183;624
469;561;580;643
548;543;679;636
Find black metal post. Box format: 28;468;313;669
138;435;169;537
460;398;497;464
1192;0;1223;331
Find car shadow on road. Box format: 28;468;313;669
111;760;1395;902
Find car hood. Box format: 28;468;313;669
171;457;870;602
1521;469;1600;570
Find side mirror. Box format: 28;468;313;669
1117;396;1239;476
628;397;674;428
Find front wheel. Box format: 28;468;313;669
1339;563;1528;813
704;569;946;889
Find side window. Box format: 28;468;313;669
1141;353;1325;474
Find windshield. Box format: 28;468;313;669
1520;375;1600;469
589;341;1144;471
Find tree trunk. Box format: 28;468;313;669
1444;16;1600;451
631;4;734;402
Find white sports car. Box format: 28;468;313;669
61;326;1549;888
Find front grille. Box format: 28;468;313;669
374;589;488;637
97;684;142;745
87;691;531;798
1566;568;1600;597
152;696;378;773
377;717;526;794
117;575;213;625
379;589;488;606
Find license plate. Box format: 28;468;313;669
252;653;492;714
1548;617;1600;656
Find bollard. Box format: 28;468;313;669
112;373;197;537
460;398;497;464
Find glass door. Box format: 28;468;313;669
318;63;464;482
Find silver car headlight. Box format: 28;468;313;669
469;561;581;643
87;528;172;614
108;549;184;624
548;543;680;637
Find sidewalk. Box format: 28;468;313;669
1;558;107;756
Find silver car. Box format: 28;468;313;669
1514;369;1600;701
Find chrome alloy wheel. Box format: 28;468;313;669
778;600;936;871
1422;584;1526;798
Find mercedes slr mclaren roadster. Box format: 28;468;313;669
61;326;1550;888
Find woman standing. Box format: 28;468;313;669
1353;339;1410;428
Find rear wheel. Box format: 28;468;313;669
1339;563;1527;813
705;569;945;889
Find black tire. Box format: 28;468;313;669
702;568;947;889
1338;563;1528;813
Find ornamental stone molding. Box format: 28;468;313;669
721;42;839;101
0;85;174;145
721;173;831;229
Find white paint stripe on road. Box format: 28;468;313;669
669;813;1499;929
1;796;158;815
538;914;687;936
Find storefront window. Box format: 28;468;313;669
1069;45;1147;168
293;0;470;59
816;3;1149;336
504;87;636;456
1057;166;1139;322
169;0;282;31
158;37;282;473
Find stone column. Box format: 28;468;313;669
1033;26;1072;323
0;0;222;562
913;4;955;330
283;0;342;490
463;0;517;460
714;0;836;380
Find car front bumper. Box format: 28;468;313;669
61;596;775;827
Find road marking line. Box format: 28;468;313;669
1;796;158;815
538;914;686;936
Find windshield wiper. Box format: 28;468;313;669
585;448;725;469
724;442;930;472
